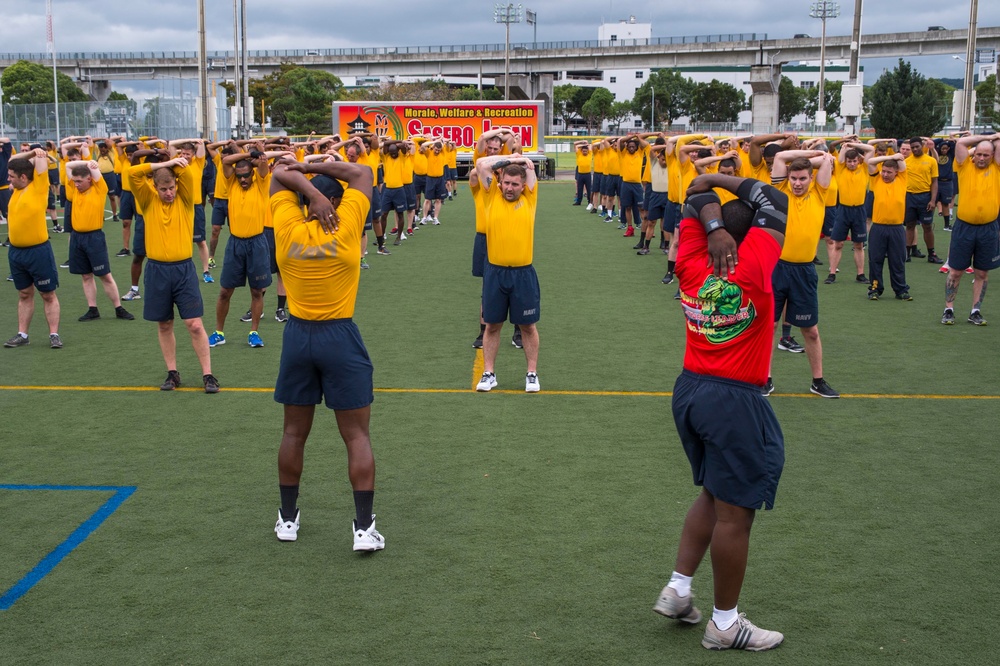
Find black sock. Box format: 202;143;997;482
944;215;951;225
514;324;521;334
813;377;824;384
353;490;374;530
667;260;676;273
277;294;286;309
376;234;385;249
928;247;934;255
782;323;792;338
644;238;651;249
88;306;98;314
480;323;486;334
279;484;299;521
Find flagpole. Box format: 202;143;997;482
47;0;60;141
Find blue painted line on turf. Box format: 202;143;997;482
0;484;137;611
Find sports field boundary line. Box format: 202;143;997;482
0;484;137;611
0;385;997;399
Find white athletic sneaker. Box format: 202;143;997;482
476;371;498;392
431;217;440;225
419;216;429;225
274;509;300;542
585;203;594;211
525;372;540;393
353;515;385;552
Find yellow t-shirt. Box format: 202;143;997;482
213;153;231;199
226;171;269;238
446;144;458;170
484;181;538;267
8;171;50;247
425;149;445;178
575;149;592;173
604;149;621;177
402;151;414;185
641;148;652;184
130;163;195;262
955;160;1000;225
382;153;406;189
189;156;206;206
749;160;770;183
904;154;939;193
412;143;428;176
271;188;370;320
592;148;605;176
96;153;116;174
869;171;907;224
824;172;839;207
776;179;829;262
619;149;644;184
471;180;488;234
835;161;869;207
65;176;110;233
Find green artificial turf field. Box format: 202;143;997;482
1;183;998;664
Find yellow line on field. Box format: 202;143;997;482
1;384;999;400
471;348;485;390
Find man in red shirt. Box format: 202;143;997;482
653;173;788;652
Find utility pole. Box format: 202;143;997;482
494;3;523;101
963;0;979;131
810;1;841;127
47;0;60;141
198;0;209;138
232;0;241;138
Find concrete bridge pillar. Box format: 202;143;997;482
78;79;112;102
749;64;782;133
503;73;554;136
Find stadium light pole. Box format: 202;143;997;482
494;3;523;101
810;1;840;125
47;0;60;141
526;8;537;45
962;0;979;131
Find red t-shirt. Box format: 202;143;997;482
675;218;782;386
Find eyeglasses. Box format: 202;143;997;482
235;173;253;180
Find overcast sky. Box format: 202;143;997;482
4;0;999;98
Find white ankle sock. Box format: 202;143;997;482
713;606;739;631
666;571;692;597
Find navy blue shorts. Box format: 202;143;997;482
48;168;59;186
63;198;73;233
592;173;604;196
143;259;204;322
69;229;112;276
772;260;819;327
936;180;954;205
472;232;487;278
264;226;278;274
370;186;382;218
413;174;426;198
211;197;229;227
904;192;934;226
221;234;273;290
383;187;406;213
601;174;620;197
0;188;9;218
424;175;446;201
832;204;867;243
672;370;784;510
664;201;682;234
119;190;136;221
274;316;374;411
864;190;874;219
8;241;59;292
947;219;1000;272
620;181;643;209
482;262;540;325
102;171;120;197
132;215;146;257
641;182;652;211
646;191;668;221
444;165;454;181
821;205;839;237
193;204;206;243
46;188;55;211
404;182;416;211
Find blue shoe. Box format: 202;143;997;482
248;331;264;348
208;331;226;347
203;271;214;283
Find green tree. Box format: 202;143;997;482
777;76;805;124
689;80;746;124
553;84;582;127
606;101;633;132
868;59;947;137
976;74;1000;130
0;59;89;104
581;87;614;133
268;68;343;133
802;80;844;121
631;69;693;130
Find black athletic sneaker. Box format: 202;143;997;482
824;274;836;284
911;247;926;259
856;274;869;284
662;272;674;285
115;248;131;257
762;378;774;397
78;309;101;322
812;256;823;265
239;309;253;323
968;311;987;326
160;370;182;391
673;289;681;300
895;292;912;301
941;308;956;325
632;240;644;250
777;336;804;353
472;334;483;349
810;379;840;398
115;306;135;320
868;290;879;301
927;253;944;265
511;330;523;349
203;374;221;394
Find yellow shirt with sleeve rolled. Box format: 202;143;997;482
129;163;195;262
955;159;1000;225
619;148;643;184
8;171;50;247
226;171;269;238
904;154;938;193
824;172;839;207
188;155;206;206
869;171;907;224
641;148;652;184
65;176;109;233
835;161;869;207
776;179;829;262
484;180;538;267
271;188;370;321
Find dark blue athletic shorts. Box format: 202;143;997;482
821;205;839;237
482;262;540;325
646;191;668;222
592;173;604;196
472;232;487;278
620;181;643;209
864;190;874;219
48;168;59;186
264;226;278;274
601;174;620;198
132;215;146;257
221;234;273;290
664;201;682;234
948;219;1000;272
119;190;136;220
211;197;229;227
383;186;406;213
772;260;819;327
904;191;933;226
102;171;120;197
404;182;416;211
936;180;954;205
413;174;426;198
274;316;374;411
641;182;652;211
8;241;59;292
832;204;867;243
424;175;446;201
370;186;382;218
143;258;204;322
672;369;785;510
193;204;206;243
69;229;112;276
